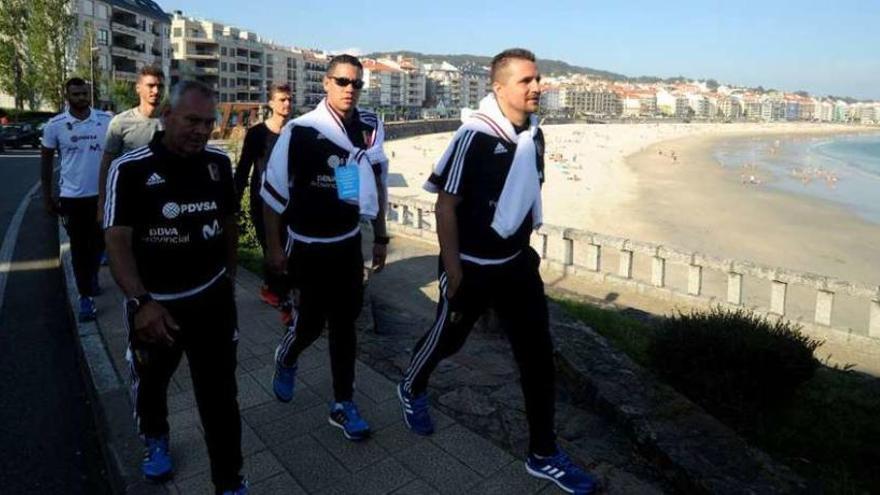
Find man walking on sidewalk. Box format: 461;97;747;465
97;65;165;224
261;54;390;441
396;49;597;494
233;83;293;324
104;81;247;494
41;77;112;321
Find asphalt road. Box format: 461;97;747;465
0;150;112;494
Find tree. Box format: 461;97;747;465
109;80;138;110
28;0;76;111
0;0;36;110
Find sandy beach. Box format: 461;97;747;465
385;123;880;286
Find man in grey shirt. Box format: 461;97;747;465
97;65;165;223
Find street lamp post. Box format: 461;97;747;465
88;29;100;107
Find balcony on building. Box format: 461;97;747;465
112;33;146;58
187;42;218;59
110;8;147;32
113;56;138;76
191;59;220;77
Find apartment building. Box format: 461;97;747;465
460;66;490;109
170;12;327;111
77;0;171;86
301;52;329;109
565;88;622;116
361;57;426;118
362;60;405;108
424;61;462;109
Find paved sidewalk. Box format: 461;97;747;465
86;247;584;494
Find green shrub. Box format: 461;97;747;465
648;307;821;432
237;186;260;251
225;132;260;252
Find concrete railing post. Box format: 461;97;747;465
770;280;787;316
618;247;633;279
727;272;743;305
869;298;880;339
651;256;666;288
393;203;405;225
687;264;702;296
586;243;601;272
563;238;574;266
531;233;547;259
415;207;424;230
401;204;410;225
815;290;834;326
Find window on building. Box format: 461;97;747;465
95;3;107;19
97;29;108;46
221;62;227;72
173;27;182;37
81;0;94;16
267;67;273;78
221;47;227;56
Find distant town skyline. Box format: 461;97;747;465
170;0;880;100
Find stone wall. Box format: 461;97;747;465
385;195;880;363
384;119;461;141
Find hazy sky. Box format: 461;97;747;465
169;0;880;100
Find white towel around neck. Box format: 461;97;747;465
425;94;542;238
293;98;389;219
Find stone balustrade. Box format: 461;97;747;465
385;194;880;340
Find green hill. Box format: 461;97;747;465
365;50;627;80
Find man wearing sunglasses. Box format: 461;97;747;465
261;54;390;441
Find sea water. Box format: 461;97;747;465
713;132;880;224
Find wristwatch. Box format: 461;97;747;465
126;293;153;315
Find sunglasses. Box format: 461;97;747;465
329;76;364;90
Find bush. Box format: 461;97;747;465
648;307;821;432
237;186;260;251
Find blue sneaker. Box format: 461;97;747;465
328;401;371;441
525;448;597;495
397;382;434;435
78;296;96;322
220;479;249;495
142;435;173;482
272;357;297;403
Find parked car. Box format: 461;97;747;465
0;123;42;150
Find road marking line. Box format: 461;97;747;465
0;181;41;318
0;258;62;273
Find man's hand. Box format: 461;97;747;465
267;246;287;275
133;301;180;346
43;195;61;217
445;263;463;299
371;243;387;273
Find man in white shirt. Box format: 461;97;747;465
41;77;112;321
